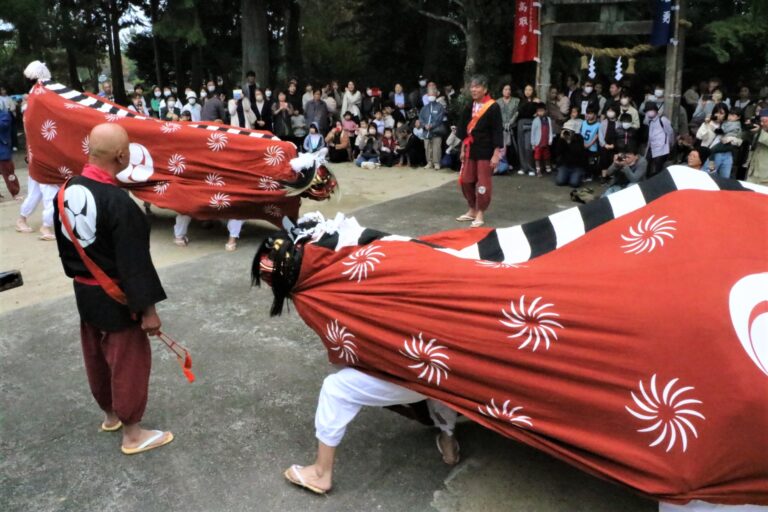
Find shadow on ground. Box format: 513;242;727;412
0;174;655;512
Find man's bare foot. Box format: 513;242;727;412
122;425;173;451
436;432;460;465
102;411;121;430
15;217;33;233
287;463;333;493
39;225;55;241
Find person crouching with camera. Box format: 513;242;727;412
601;142;647;197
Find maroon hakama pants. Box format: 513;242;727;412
80;321;151;425
460;159;493;212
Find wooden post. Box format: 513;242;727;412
537;2;557;101
664;0;687;132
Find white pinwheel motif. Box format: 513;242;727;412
57;166;73;178
167;153;186;175
399;333;450;386
621;215;676;254
160;122;181;134
207;132;229;151
104;113;121;122
40;120;57;141
264;204;282;218
205;172;225;187
153;182;170;195
208;192;231;210
341;245;385;283
258;176;282;191
500;296;564;351
81;135;90;155
64;103;84;110
478;399;533;428
625;374;705;453
475;260;524;269
264;145;286;166
325;320;359;364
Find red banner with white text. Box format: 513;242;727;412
512;0;540;63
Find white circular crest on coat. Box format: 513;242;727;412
116;143;155;183
61;184;97;248
729;273;768;377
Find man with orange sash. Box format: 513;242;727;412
53;123;173;455
456;75;504;228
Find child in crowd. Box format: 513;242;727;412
404;119;427;167
567;106;583;133
382;105;396;130
443;125;462;170
531;102;554;176
179;111;192;122
395;121;410;166
342;111;359;161
616;112;638;149
379;127;400;167
372;110;385;134
599;106;620;181
354;120;369;159
356;125;381;168
291;110;308;147
303;123;326;154
580;105;601;181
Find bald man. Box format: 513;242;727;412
53;123;173;455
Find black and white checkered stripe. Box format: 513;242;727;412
42;81;282;141
314;168;767;263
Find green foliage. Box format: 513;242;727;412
702;11;767;63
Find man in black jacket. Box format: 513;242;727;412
53;123;173;455
455;75;504;228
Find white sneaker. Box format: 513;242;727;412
527;171;536;177
423;164;432;169
434;164;441;170
517;170;524;175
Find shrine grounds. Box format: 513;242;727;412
0;160;656;512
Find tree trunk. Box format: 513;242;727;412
107;0;127;104
66;47;83;90
286;0;302;80
422;16;443;80
150;0;163;87
172;39;184;93
190;46;203;93
463;17;480;85
275;2;291;85
241;0;269;87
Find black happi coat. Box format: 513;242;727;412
54;176;166;331
457;101;504;161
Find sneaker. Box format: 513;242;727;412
517;170;525;175
545;166;552;174
584;176;594;183
434;164;441;170
423;164;432;169
528;171;536;177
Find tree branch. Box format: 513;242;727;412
418;10;467;36
450;0;465;10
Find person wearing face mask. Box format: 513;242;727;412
341;81;361;121
615;113;638;150
641;85;666;116
577;80;600;117
201;81;226;122
181;91;201;122
227;89;256;129
252;89;273;132
355;125;381;168
419;87;447;170
598;106;620;180
160;94;181;121
150;86;163;118
618;92;641;130
602;82;623;117
52;123;173;456
410;76;429;110
643;101;674;177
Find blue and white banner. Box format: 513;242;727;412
650;0;673;46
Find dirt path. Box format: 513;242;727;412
0;162;456;313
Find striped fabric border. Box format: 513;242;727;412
42;81;282;141
310;167;767;265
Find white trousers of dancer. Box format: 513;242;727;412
174;215;243;239
19;177;58;227
660;502;767;512
226;219;244;238
315;367;457;447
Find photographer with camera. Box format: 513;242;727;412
601;142;647;196
554;119;588;188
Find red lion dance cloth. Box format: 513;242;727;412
23;70;335;225
255;168;768;506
